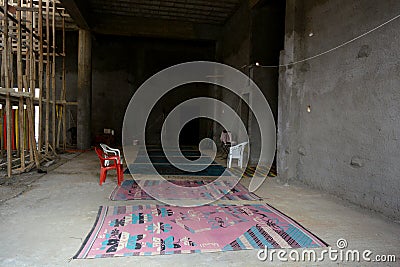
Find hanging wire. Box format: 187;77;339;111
252;12;400;68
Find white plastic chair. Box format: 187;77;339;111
227;142;248;168
100;143;123;166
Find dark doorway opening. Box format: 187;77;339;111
179;119;200;146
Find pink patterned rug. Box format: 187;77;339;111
74;204;327;258
110;180;261;201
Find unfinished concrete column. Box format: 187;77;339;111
77;29;92;149
277;0;297;181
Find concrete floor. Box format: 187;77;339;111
0;151;399;266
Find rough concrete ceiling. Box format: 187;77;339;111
88;0;241;25
59;0;245;39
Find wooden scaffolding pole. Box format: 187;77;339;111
17;0;25;169
3;0;12;177
62;11;67;150
38;0;43;151
26;97;40;169
28;0;36;163
51;0;56;152
57;10;66;150
45;0;50;153
0;0;67;176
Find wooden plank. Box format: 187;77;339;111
0;88;33;98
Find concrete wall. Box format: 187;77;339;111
279;0;400;219
90;36;215;144
216;1;285;163
63;33;215;145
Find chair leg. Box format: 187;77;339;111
117;164;123;186
100;168;107;185
228;157;232;168
120;164;124;181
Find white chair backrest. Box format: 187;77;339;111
227;142;248;168
100;143;122;165
229;142;247;155
100;143;121;157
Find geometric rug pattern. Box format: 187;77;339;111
74;204;327;259
110;180;262;201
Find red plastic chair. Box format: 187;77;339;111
95;147;124;186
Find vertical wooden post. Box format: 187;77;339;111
27;97;40;169
29;0;36;161
38;0;43;152
29;1;35;104
17;0;25;169
62;11;67;150
6;93;12;177
51;0;56;152
45;0;50;153
3;0;12;177
23;75;33;162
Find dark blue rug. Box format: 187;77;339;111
134;156;218;165
137;150;202;157
125;164;231;176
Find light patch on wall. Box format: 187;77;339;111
307;105;311;113
309;32;314;37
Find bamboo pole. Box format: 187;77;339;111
6;92;11;177
38;0;43;152
45;0;50;153
29;0;36;161
51;0;56;152
23;75;33;162
62;11;66;150
17;0;25;169
3;0;12;177
26;97;40;169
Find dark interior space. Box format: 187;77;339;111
90;36;215;145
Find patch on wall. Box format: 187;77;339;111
357;45;371;58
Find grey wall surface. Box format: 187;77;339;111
216;1;284;163
279;0;400;219
64;34;215;145
90;36;215;144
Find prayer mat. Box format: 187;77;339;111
125;164;231;176
74;204;327;258
110;179;262;201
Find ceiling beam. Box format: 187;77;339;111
91;15;222;40
59;0;90;29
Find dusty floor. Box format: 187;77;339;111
0;151;399;266
0;152;80;204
